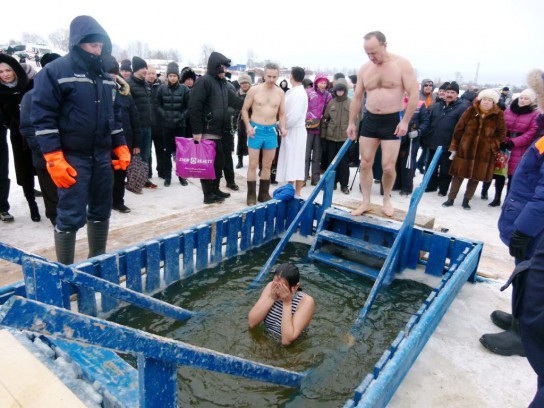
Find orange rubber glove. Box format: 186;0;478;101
43;151;77;189
112;145;131;171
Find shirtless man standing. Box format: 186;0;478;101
347;31;419;217
241;62;286;205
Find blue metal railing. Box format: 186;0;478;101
250;138;353;288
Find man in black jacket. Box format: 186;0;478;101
421;81;469;196
188;52;243;204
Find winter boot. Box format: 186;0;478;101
87;219;109;258
28;200;41;222
54;229;76;265
442;199;454;207
247;181;257;205
236;155;243;169
213;180;231;198
462;198;471;210
491;310;513;331
257;179;272;203
479;318;526;356
202;179;224;204
488;197;501;207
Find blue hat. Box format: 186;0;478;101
273;184;295;201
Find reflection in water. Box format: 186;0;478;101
110;241;432;407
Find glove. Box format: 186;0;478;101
408;130;419;139
509;230;532;260
43;151;77;188
112;145;131;171
499;142;508;150
504;140;514;150
449;151;457;160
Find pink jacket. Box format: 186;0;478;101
306;73;332;135
504;104;540;176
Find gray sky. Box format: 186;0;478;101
2;0;544;86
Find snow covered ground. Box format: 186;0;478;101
0;139;536;407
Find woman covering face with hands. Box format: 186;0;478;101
248;263;315;346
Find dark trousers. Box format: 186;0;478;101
151;125;164;178
56;155;113;232
112;168;127;207
36;167;58;221
200;138;225;196
162;127;184;182
426;148;452;195
305;131;321;183
394;139;419;193
221;131;235;184
482;174;512;199
0;128;10;212
10;128;36;204
326;140;349;188
416;145;428;172
518;263;544;407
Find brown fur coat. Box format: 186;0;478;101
449;101;506;182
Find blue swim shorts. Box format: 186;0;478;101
247;121;278;150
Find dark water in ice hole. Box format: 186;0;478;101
109;241;432;408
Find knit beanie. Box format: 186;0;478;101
238;73;251;85
40;53;61;68
166;61;179;77
103;55;119;75
439;82;450;91
478;89;500;104
132;56;147;72
519;88;537;105
120;59;132;72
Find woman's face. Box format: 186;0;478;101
273;276;298;293
0;63;16;84
479;98;494;111
518;95;532;107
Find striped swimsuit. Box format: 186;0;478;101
264;291;306;339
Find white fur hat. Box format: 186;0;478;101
478;89;500;104
519;88;537;105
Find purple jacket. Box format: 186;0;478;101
306;73;332;135
504;100;540;176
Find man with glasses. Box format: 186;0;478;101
347;30;419;217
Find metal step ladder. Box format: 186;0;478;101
308;207;401;282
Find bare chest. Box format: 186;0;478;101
253;88;281;109
363;63;403;91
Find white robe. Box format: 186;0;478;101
276;84;308;183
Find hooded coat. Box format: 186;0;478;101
418;78;436;108
448;101;506;182
306;73;332;135
321;79;351;142
31;15;125;159
188;51;243;136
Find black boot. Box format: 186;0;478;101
462;198;471;210
479;318;526;356
489;197;501;207
247;181;257;205
491;310;513;331
87;219;109;258
257;179;272;202
442;199;454;207
213;180;231;198
236;156;243;169
28;200;41;222
202;180;224;204
54;229;76;265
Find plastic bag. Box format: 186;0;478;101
175;137;216;179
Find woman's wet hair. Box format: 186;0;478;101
274;263;300;289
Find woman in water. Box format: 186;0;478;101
248;263;315;346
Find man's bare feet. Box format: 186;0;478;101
352;202;371;216
382;200;394;217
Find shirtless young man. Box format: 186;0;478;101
347;31;419;217
241;62;286;205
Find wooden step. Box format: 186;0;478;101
309;251;380;281
317;230;391;259
325;207;401;234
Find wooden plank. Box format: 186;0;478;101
226;216;239;257
163;234;181;285
196;225;210;271
138;355;178;408
99;254;120;312
124;246;144;292
240;210;253;252
317;230;391;259
75;262;98;316
182;230;195;278
252;206;265;247
0;330;87;408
